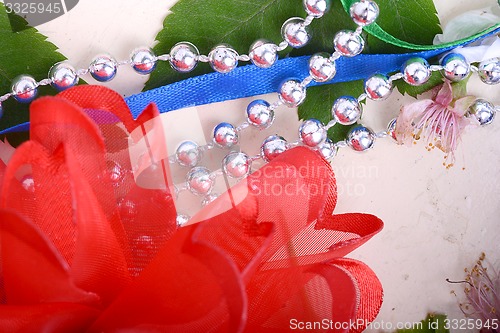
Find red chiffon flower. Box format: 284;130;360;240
0;86;384;332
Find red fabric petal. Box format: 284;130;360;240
56;87;178;276
0;86;384;332
88;226;247;333
1;100;132;306
64;147;131;307
244;263;358;332
0;209;98;305
58;85;159;133
331;258;384;333
1;141;79;264
29;97;128;251
0;303;99;333
187;147;383;331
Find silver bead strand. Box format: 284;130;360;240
249;40;278;69
278;79;307;107
12;75;38;103
402;57;431;86
349;0;380;27
303;0;331;18
309;53;336;82
213;122;239;148
281;17;312;48
261;135;288;162
347;125;376;152
298;119;327;147
222;151;252;179
364;74;393;101
0;3;336;111
130;47;157;75
477;58;500;85
208;45;239;74
89;54;118;82
49;62;79;91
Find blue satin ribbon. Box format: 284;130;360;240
2;26;499;135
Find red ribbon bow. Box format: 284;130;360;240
0;86;383;332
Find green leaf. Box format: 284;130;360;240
0;3;66;132
145;0;306;91
396;313;449;333
451;74;471;100
365;0;442;54
289;0;357;57
145;0;371;91
298;81;364;142
395;71;443;98
145;0;444;136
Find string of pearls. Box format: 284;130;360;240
172;0;381;224
320;52;500;156
191;51;500;218
0;0;333;114
172;2;500;224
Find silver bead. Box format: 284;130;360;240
246;99;274;129
89;54;117;82
222;152;251;179
186;167;215;196
213;122;239;148
281;17;311;48
303;0;331;18
309;53;336;82
130;47;157;74
175;141;202;167
332;96;362;125
208;45;239;73
364;74;392;100
261;135;288;162
201;193;218;207
440;53;470;82
49;62;78;91
278;79;306;107
333;30;365;57
249;39;277;69
12;75;38;103
350;0;379;26
169;42;199;73
402;57;430;86
387;118;398;141
317;138;337;160
176;214;190;227
299;119;327;147
477;58;500;85
468;99;496;126
347;125;375;152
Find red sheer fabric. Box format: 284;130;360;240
0;86;383;332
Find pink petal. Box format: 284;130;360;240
434;81;453;106
395;99;434;144
453;96;477;117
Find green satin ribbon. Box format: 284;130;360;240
340;0;500;50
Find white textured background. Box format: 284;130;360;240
35;0;500;332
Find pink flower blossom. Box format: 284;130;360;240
453;253;500;332
395;80;476;166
